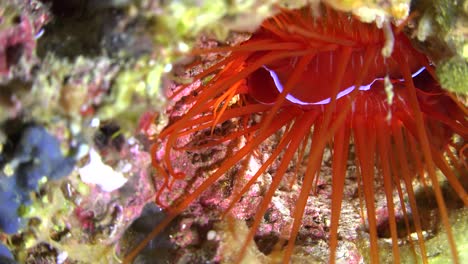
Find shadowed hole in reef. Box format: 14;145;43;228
376;176;468;239
6;44;25;69
123;202;221;263
122;203;176;264
254;233;280;255
38;0;104;58
188;222;219;262
93;121;125;152
38;0;151;59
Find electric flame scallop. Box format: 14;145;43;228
126;4;468;264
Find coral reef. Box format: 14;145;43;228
0;124;75;234
0;123;75;263
0;0;466;263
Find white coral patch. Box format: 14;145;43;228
78;148;128;192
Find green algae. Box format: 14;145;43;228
436;57;468;94
412;0;468;93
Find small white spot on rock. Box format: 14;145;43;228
90;118;100;127
207;230;217;241
56;251;68;264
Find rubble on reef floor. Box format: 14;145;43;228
0;0;467;263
